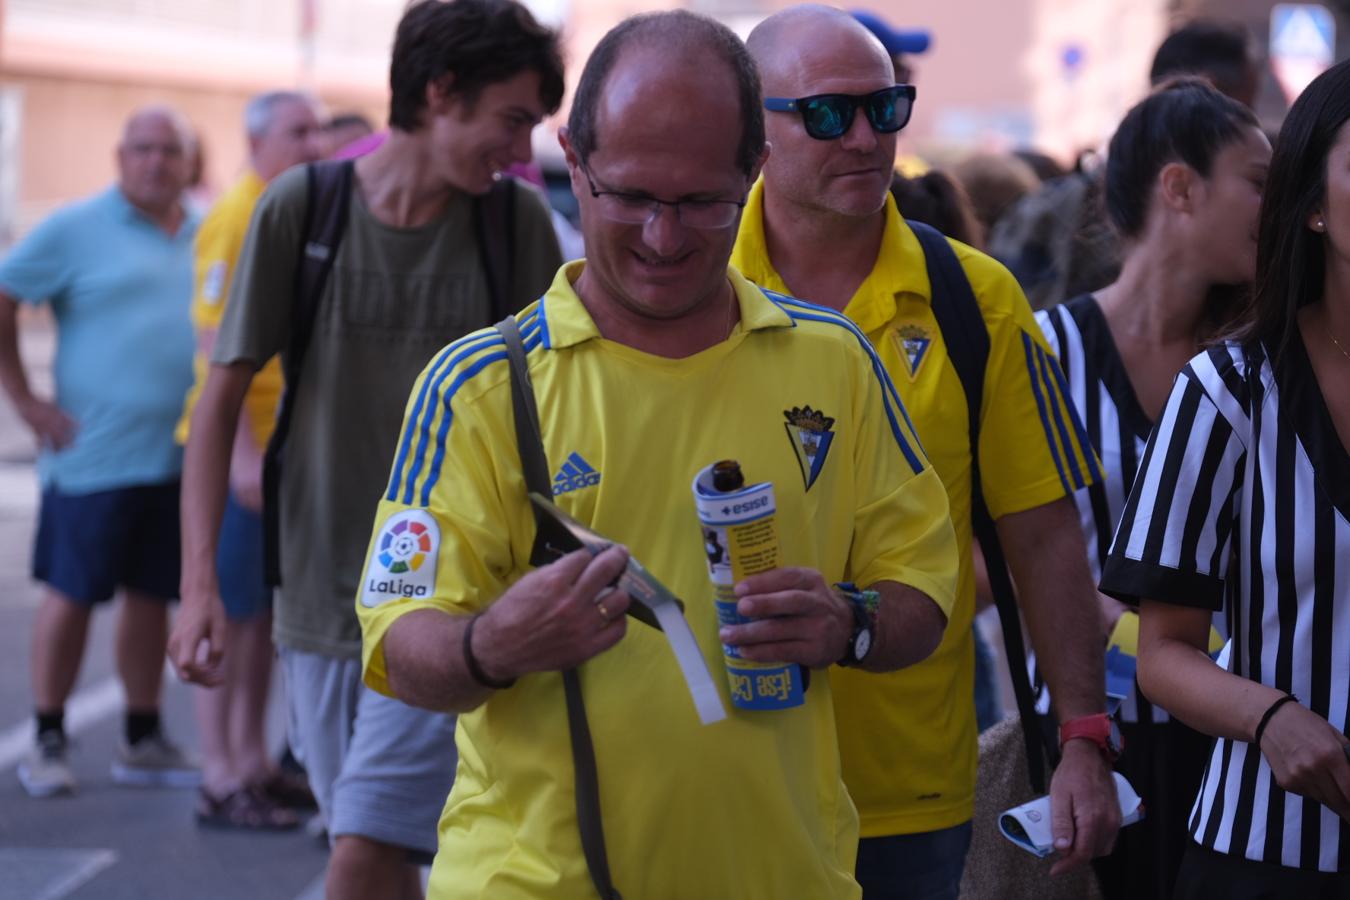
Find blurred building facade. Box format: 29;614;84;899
1;0;1347;244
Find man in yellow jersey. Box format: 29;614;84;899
355;10;959;899
734;7;1120;897
177;90;325;828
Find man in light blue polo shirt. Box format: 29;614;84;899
0;105;200;798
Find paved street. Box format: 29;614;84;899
0;317;330;900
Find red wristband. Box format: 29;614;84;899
1058;713;1123;762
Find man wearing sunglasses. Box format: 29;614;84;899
734;7;1120;898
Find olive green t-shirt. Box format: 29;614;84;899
213;165;562;657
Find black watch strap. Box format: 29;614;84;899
835;586;874;667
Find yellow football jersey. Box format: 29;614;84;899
734;182;1098;836
357;262;959;898
176;169;284;448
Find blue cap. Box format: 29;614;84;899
851;10;932;56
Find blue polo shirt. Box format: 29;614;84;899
0;187;198;493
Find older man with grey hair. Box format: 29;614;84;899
175;89;324;830
0;105;199;798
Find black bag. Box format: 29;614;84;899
261;164;519;586
907;219;1057;792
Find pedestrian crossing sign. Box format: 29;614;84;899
1270;4;1336;103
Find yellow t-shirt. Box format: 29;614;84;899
176;169;283;448
733;182;1098;836
357;262;959;899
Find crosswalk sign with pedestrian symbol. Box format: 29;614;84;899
1270;4;1336;103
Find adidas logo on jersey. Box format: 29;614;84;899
552;452;601;495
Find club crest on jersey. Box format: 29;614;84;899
361;509;440;607
784;406;835;491
892;323;932;381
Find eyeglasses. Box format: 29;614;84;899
581;167;747;230
764;85;917;141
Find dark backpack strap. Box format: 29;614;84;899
909;219;1053;794
262;159;355;587
495;315;621;900
477;177;518;322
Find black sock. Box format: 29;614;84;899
125;710;160;746
36;709;65;744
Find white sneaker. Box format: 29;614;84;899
111;729;201;788
17;732;76;798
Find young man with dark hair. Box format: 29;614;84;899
169;1;563;895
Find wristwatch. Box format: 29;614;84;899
834;583;877;667
1058;713;1123;762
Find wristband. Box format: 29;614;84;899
1252;693;1298;751
463;614;516;690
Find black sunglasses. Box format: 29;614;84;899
764;85;916;141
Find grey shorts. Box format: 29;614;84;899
279;647;457;859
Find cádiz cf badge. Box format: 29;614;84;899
892;323;932;381
784;405;836;491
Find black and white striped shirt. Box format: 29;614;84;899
1100;335;1350;873
1036;295;1163;723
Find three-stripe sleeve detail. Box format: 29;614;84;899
385;312;543;506
770;295;927;475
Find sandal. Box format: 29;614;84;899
255;769;318;811
196;785;301;831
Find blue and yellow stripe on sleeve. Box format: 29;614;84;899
1020;330;1101;493
767;292;928;476
385;310;545;508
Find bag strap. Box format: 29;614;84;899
908;219;1053;794
262;159;355;587
477;177;518;323
495;315;622;900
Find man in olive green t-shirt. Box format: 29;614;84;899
168;1;565;896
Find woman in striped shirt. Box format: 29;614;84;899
1103;60;1350;898
1038;78;1270;899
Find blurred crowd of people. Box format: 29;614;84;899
0;2;1346;899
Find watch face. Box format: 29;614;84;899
854;628;872;661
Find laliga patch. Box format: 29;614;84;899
891;323;932;381
201;261;228;304
361;509;440;607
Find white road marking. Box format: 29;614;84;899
0;848;118;900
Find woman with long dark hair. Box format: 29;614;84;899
1037;77;1270;898
1102;60;1350;898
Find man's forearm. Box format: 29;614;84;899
997;497;1106;719
383;608;497;713
859;580;947;672
0;295;34;410
181;362;253;600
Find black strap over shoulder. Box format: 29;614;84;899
262;159;355;587
477;177;518;322
908;219;1054;794
495;315;621;900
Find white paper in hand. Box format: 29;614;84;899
998;771;1144;857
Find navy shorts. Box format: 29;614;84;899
33;481;182;606
216;493;271;622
